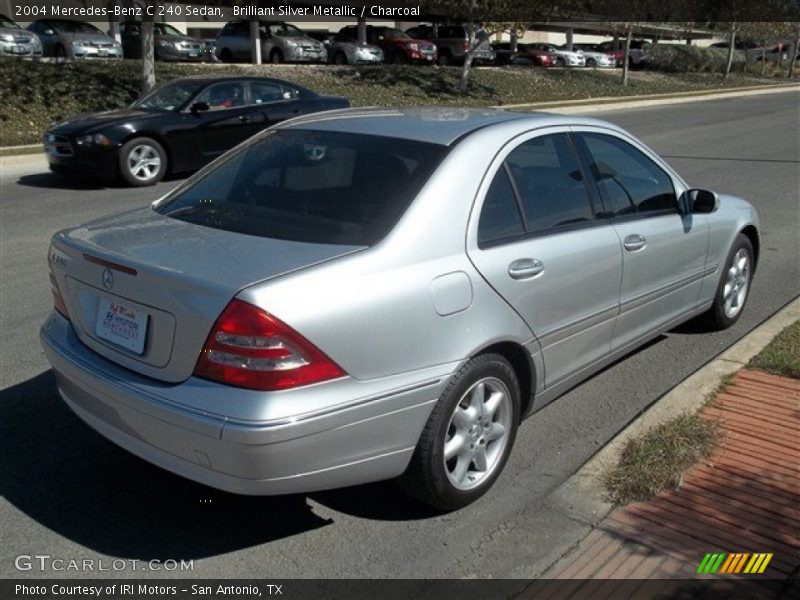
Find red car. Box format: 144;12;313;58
595;41;624;67
338;25;436;64
492;42;553;66
518;43;555;66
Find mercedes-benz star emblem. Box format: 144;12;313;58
102;269;114;290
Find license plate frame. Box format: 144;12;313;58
95;297;148;355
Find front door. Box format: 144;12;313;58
573;130;709;350
191;81;260;161
467;130;623;388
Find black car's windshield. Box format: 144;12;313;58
154;23;184;36
155;130;448;246
0;15;20;28
133;80;206;111
50;20;102;34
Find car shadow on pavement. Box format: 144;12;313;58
0;371;333;561
16;172;186;191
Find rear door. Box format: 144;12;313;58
247;80;303;128
572;128;709;350
467;129;622;388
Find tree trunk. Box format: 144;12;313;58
724;23;736;80
141;3;156;93
621;27;632;86
786;33;799;79
457;21;476;94
761;38;767;76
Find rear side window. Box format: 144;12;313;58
505;134;594;234
478;167;524;245
250;81;286;104
577;133;676;217
155;130;448;246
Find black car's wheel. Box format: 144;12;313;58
399;353;520;511
270;49;284;64
219;48;233;63
702;234;754;330
333;51;348;65
118;137;167;187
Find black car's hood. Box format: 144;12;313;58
49;109;163;135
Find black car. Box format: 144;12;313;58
44;76;349;186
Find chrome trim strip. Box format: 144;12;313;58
538;305;619;348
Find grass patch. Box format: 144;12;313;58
606;413;719;505
1;58;796;146
748;320;800;379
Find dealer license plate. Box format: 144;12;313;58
95;297;148;354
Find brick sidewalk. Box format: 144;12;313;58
542;369;799;581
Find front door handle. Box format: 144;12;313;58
508;258;545;280
623;234;647;252
238;115;251;122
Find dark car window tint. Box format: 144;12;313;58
250;81;285;104
194;82;246;110
478;167;524;245
155;130;448;246
579;133;676;217
506;134;593;234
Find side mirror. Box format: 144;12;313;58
686;188;719;214
190;101;210;114
44;28;55;36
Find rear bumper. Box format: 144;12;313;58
40;312;444;495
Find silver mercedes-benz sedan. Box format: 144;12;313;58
41;108;759;510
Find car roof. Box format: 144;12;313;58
278;107;617;146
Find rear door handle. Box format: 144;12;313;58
623;234;647;252
238;115;251;122
508;258;545;280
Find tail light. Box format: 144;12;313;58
48;262;69;320
194;299;346;391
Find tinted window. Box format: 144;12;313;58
578;133;676;217
194;82;246;110
505;134;594;234
250;81;286;104
155;130;448;246
478;167;524;245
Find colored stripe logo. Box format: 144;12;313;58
697;552;773;574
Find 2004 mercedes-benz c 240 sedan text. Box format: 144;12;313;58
41;108;759;509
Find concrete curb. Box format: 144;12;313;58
536;296;800;574
500;83;800;114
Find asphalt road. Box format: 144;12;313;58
1;91;798;580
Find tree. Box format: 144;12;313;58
141;0;156;93
457;19;530;93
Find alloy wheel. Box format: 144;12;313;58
443;377;512;491
723;248;750;319
127;144;162;182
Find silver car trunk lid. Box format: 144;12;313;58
51;207;362;382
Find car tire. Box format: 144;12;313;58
702;234;755;330
54;44;66;59
333;51;347;65
587;58;596;67
398;353;521;511
391;52;407;65
437;52;451;66
219;48;233;63
270;49;284;64
118;137;167;187
555;56;565;67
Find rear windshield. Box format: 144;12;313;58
155;129;448;246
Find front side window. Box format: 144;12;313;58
193;82;246;110
267;23;304;38
505;133;594;234
155;130;448;246
577;133;676;217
